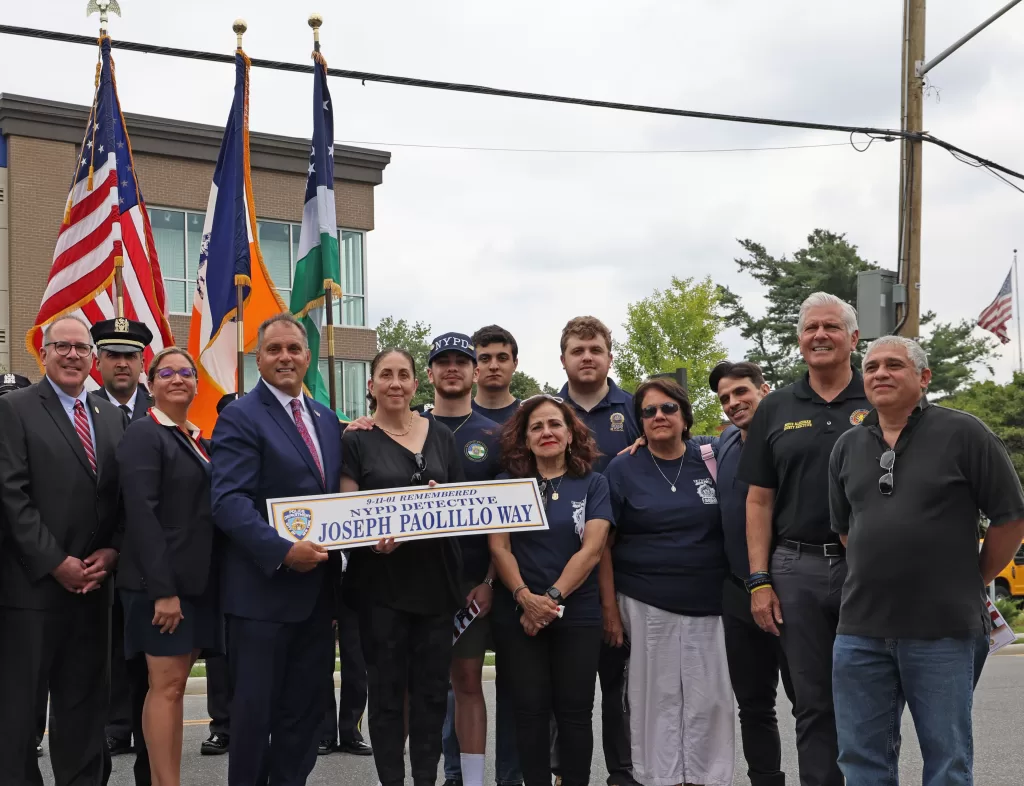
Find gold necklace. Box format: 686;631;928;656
450;412;473;435
377;414;415;437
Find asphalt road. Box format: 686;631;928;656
39;651;1024;785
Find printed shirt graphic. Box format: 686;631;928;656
493;472;613;627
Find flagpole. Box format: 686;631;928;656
1015;249;1022;373
234;19;247;394
310;12;338;413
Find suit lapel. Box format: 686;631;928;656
37;380;95;479
307;395;333;489
88;392;117;485
132;387;153;422
257;380;326;490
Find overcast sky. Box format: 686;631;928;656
5;1;1024;389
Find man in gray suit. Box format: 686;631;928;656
0;315;126;786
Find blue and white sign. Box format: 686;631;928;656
267;478;548;550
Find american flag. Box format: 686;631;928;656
977;269;1014;345
26;37;174;384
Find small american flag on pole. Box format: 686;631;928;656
977;269;1014;345
25;36;174;384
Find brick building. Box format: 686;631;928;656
0;94;389;418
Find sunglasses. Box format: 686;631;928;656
410;452;426;485
879;449;895;496
156;367;196;380
521;393;565;406
640;402;680;419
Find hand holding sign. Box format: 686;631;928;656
284;540;329;572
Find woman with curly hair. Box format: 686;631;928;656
488;394;613;786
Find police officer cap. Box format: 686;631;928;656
91;317;153;355
0;373;32;395
427;332;476;365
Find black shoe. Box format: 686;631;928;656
442;780;463;786
106;736;132;756
201;733;229;756
317;739;337;756
337;738;372;756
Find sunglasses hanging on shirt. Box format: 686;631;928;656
878;449;895;496
410;452;427;485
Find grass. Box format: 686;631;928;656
190;651;497;679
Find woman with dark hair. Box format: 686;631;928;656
116;347;221;786
489;394;613;786
342;348;465;786
602;378;733;786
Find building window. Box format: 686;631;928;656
148;208;366;328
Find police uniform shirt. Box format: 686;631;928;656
830;401;1024;639
471;398;521;426
737;371;869;544
422;410;502;583
492;471;613;627
558;380;640;474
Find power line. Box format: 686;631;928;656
334;140;857;154
2;24;1023;188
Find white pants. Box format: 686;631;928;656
618;593;735;786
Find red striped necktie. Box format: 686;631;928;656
290;398;324;484
73;400;97;473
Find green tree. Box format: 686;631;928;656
942;373;1024;483
510;371;542;400
613;276;727;435
542;381;561;396
375;316;434;407
719;229;997;396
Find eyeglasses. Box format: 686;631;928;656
640;402;681;419
410;452;426;485
521;393;564;405
155;367;196;380
44;341;93;357
878;449;895;496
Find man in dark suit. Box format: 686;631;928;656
0;315;127;786
90;318;155;785
211;313;343;786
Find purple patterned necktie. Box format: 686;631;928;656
289;398;324;484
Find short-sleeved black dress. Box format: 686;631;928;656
342;420;466;616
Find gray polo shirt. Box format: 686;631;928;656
829;400;1024;639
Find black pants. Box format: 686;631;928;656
496;622;601;786
723;577;795;786
320;597;368;744
226;609;334;786
771;547;847;786
0;596;110;786
106;592;132;742
206;652;232;737
124;655;151;786
359;604;452;786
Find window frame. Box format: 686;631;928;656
147;206;206;316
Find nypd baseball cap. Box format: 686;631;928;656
428;332;476;365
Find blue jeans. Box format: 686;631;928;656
442;673;522;785
832;634;988;786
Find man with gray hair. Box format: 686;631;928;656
829;336;1024;786
739;291;868;786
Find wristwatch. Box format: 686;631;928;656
483;577;495;589
546;586;566;605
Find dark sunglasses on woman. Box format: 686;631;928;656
640;402;680;419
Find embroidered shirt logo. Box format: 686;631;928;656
465;440;488;462
849;409;869;425
693;479;718;505
783;419;813;431
609;412;625;432
572;498;587;540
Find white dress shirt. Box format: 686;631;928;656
264;380;324;471
46;375;97;455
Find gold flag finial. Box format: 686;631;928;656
233;19;248;50
308;13;323;44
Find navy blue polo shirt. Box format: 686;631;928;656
559;380;640;474
493;472;613;627
606;440;727;616
422;410;502;583
716;426;749;580
472;398;521;426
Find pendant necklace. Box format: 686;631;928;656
649;447;685;492
450;412;473;435
541;474;564;501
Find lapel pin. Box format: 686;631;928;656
314;411;320;417
94;407;100;414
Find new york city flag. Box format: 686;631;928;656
188;50;285;433
290;49;342;409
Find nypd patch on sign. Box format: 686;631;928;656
465;440;488;462
282;508;314;540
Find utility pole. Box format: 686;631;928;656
898;0;925;338
897;0;1024;338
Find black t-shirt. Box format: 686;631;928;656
605;440;727;616
423;410;502;583
830;401;1024;639
738;371;869;543
472;398;520;426
492;471;613;627
342;420;466;615
559;380;641;474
